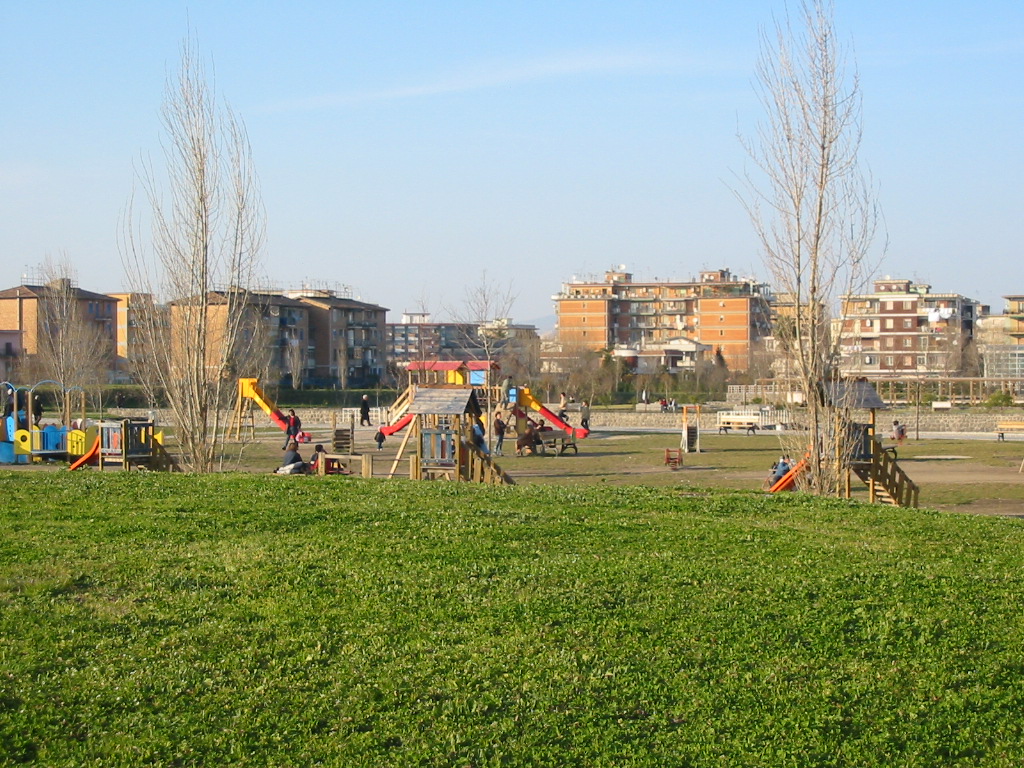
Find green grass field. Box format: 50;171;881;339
3;471;1024;766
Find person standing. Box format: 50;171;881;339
359;395;372;427
579;400;591;431
500;375;513;406
283;408;301;449
493;412;506;456
374;428;386;451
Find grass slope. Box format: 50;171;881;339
2;471;1024;766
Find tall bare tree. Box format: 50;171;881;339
739;0;882;493
123;38;265;472
24;258;112;417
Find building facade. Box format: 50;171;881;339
0;281;116;382
552;268;772;373
289;290;388;387
837;278;986;377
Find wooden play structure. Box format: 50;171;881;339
768;381;919;507
379;386;513;485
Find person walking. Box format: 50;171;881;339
283;409;301;449
493;412;506;456
374;428;386;451
500;375;513;406
359;395;372;427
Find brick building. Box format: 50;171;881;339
837;278;986;377
552;268;772;373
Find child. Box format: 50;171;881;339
374;428;386;451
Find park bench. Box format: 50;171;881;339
931;401;952;411
541;433;578;455
995;421;1024;441
717;416;760;435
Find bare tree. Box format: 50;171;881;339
739;0;882;493
285;336;306;389
123;38;265;472
24;258;112;418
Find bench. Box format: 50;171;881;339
542;434;578;455
718;418;759;435
931;401;952;411
995;421;1024;441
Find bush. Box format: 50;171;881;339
984;391;1015;407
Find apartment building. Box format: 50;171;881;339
386;313;481;363
837;278;986;377
0;330;21;381
288;290;388;387
0;280;116;379
552;268;772;372
977;295;1024;378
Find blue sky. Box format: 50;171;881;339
2;1;1021;327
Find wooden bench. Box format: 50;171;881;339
718;418;759;435
995;421;1024;441
931;401;952;411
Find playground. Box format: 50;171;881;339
212;413;1024;516
5;372;1023;516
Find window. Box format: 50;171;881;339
917;356;926;365
864;355;876;365
903;318;913;329
903;338;912;348
885;319;894;329
885;301;894;311
864;319;874;327
903;356;912;366
885;356;894;367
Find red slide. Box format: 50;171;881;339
517;390;589;439
68;436;101;471
380;412;413;436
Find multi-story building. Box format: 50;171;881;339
977;295;1024;378
0;280;116;380
0;330;22;381
552;268;772;372
386;313;540;375
837;278;987;377
288;290;388;387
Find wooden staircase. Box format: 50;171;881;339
460;438;515;485
387;384;416;425
850;438;919;508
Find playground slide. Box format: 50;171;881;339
768;459;807;493
242;380;288;430
68;436;101;471
518;391;590;439
380;412;413;436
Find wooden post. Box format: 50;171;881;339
361;454;373;479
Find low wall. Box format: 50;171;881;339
104;406;1022;434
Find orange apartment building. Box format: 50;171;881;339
552;268;772;372
0;281;116;378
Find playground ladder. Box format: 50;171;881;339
850;438;919;508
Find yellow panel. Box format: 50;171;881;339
13;430;31;455
67;429;87;456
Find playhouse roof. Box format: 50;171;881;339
465;360;499;371
823;380;887;410
409;388;482;416
407;360;464;372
